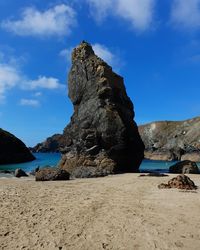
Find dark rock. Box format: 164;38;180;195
31;134;65;153
139;117;200;161
58;41;144;177
0;128;35;164
139;173;168;177
158;175;197;190
15;168;28;178
35;167;70;181
169;160;199;174
0;170;14;174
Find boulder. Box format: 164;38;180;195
169;160;199;174
15;168;28;178
35;167;70;181
0;128;35;164
58;41;144;177
158;175;197;190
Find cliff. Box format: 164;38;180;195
139;117;200;161
0;128;35;164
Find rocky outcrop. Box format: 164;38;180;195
35;167;70;181
58;41;144;177
31;134;64;153
158;175;197;190
139;117;200;161
0;128;35;164
169;160;199;174
15;168;28;178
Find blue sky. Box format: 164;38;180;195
0;0;200;146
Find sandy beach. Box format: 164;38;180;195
0;174;200;250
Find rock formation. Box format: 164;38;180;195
158;175;197;190
31;134;64;153
138;117;200;161
0;128;35;164
58;41;144;177
33;116;200;164
15;168;28;178
169;160;199;174
35;167;70;181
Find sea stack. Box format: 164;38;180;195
0;128;35;164
59;41;144;177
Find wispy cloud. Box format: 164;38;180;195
92;43;116;66
59;47;73;63
170;0;200;30
20;99;40;107
0;63;20;101
24;76;64;90
86;0;156;31
1;4;76;37
34;92;42;97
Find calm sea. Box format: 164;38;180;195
0;153;199;173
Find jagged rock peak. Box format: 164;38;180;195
58;41;145;178
72;41;95;62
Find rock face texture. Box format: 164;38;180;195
35;167;70;181
139;117;200;161
169;160;199;174
58;41;144;177
0;128;35;164
158;175;197;190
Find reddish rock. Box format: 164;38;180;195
158;175;197;190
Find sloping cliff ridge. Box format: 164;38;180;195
139;116;200;161
0;128;35;164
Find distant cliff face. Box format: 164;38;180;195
57;41;144;177
32;134;65;153
0;128;35;164
139;117;200;161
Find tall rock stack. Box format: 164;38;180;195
59;41;144;177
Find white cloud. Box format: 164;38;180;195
20;99;40;107
1;4;76;37
59;48;73;62
92;43;115;66
24;76;65;90
0;52;64;102
171;0;200;30
0;64;21;101
34;92;42;97
86;0;156;31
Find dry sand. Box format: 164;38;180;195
0;174;200;250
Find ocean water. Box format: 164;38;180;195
0;153;61;173
0;153;199;173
